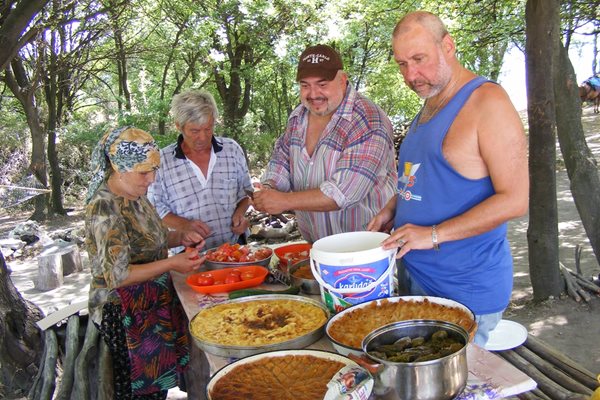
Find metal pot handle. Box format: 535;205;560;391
347;353;383;375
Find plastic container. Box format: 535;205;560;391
310;231;396;314
186;265;269;294
274;242;312;270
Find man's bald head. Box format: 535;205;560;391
393;11;448;42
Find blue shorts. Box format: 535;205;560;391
397;261;503;347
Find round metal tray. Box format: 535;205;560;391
326;295;476;356
202;245;273;270
189;294;329;358
206;349;370;400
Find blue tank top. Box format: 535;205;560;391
395;76;512;314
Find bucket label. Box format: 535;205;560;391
334;274;377;298
332;267;375;276
316;257;393;313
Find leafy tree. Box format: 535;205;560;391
0;0;49;70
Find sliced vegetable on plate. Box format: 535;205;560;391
186;265;269;294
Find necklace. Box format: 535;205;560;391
419;70;463;124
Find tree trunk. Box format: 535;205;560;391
45;26;66;215
525;0;563;299
4;58;49;221
213;43;253;143
554;42;600;266
108;3;131;114
0;251;44;397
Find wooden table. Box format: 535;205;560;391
172;270;545;399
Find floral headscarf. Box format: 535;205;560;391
86;126;160;203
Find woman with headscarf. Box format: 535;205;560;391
85;126;205;399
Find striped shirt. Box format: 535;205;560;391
261;84;397;242
148;135;252;249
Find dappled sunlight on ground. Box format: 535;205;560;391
501;107;600;372
528;314;569;335
8;254;89;315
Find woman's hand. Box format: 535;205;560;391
170;250;206;274
382;223;436;258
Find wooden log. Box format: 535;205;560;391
60;245;82;276
498;350;588;400
54;315;80;400
574;244;582;275
575;284;592;302
36;249;63;291
524;335;599;390
72;317;100;400
518;391;546;400
184;337;211;400
562;263;600;294
97;338;114;400
531;388;554;400
39;329;58;400
513;345;593;395
573;275;600;294
27;340;47;400
560;263;581;302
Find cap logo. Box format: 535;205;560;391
303;53;331;64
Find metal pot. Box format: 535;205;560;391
288;259;321;294
350;319;468;400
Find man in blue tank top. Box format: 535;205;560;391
368;11;529;346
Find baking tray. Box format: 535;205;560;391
326;295;476;356
189;294;329;358
206;349;369;400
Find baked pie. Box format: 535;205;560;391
327;297;475;349
209;354;345;400
191;298;327;346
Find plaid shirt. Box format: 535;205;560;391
262;84;397;242
148;135;252;249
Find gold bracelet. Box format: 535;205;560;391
432;225;440;251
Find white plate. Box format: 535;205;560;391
484;319;528;351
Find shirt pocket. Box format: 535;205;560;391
213;177;238;209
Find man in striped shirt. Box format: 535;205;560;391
253;44;397;243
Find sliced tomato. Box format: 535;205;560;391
225;273;242;284
196;275;214;286
240;271;255;281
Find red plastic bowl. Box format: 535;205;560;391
274;243;312;268
186;265;269;294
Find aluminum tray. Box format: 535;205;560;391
189;294;329;358
206;349;370;400
326;295;476;356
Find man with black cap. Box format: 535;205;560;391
253;44;397;243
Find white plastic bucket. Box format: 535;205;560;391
310;231;397;314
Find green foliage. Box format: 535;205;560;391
1;0;598;207
0;98;28;155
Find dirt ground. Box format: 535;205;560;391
1;106;599;382
504;106;600;374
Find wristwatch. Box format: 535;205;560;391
432;225;440;251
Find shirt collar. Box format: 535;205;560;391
174;134;223;159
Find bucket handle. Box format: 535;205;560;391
309;251;397;294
